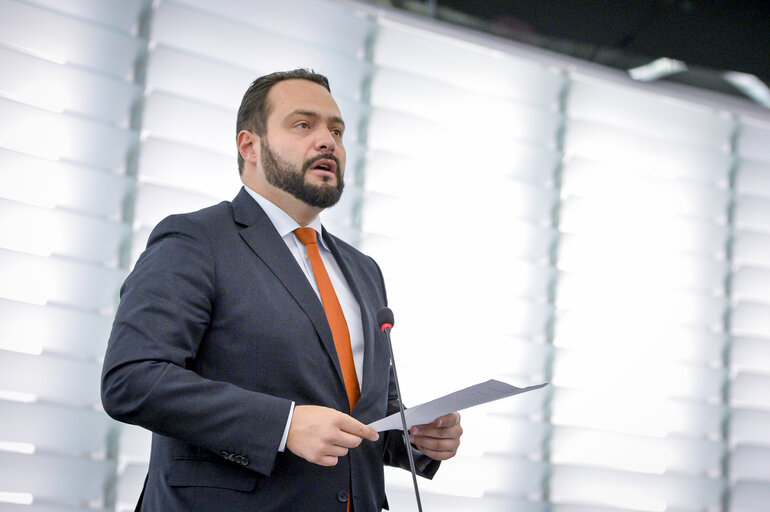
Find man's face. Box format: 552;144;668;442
258;79;346;208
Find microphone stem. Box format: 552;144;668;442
383;326;423;512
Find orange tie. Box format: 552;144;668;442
294;227;360;410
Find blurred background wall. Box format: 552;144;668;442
1;1;769;511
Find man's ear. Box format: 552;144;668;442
237;130;260;167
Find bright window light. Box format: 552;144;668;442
0;441;35;454
628;57;688;82
0;491;34;505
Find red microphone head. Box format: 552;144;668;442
376;307;394;332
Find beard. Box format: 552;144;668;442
260;138;344;208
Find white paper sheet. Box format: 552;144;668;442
367;379;547;432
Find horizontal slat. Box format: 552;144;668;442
730;372;770;411
375;22;564;105
24;0;145;33
733;230;770;268
0;504;106;512
152;1;369;102
732;301;770;340
734;195;770;234
116;424;151;463
176;0;371;58
561;157;730;222
559;197;729;257
552;347;726;402
133;182;224;229
0;350;102;406
0;97;137;169
367;107;555;161
558;242;728;295
564;119;731;182
138;136;238;197
0;199;129;263
730;408;770;446
0;147;132;216
365;146;559;192
141;91;233;155
568;77;734;146
554;313;727;365
737;117;770;163
0;46;139;125
0;249;126;310
730;444;770;482
387;454;547;498
552;388;725;438
361;190;555;244
0;0;143;77
551;465;721;510
0;400;111;455
556;275;727;328
0;451;114;503
736;159;770;199
360;220;555;265
0;299;112;358
459;412;548;457
386;486;547;512
731;480;770;512
370;67;563;146
551;425;723;474
145;44;254;110
732;337;770;375
115;461;146;508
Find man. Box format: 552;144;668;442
101;69;462;512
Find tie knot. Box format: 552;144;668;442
294;227;318;246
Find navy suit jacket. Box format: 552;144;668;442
101;187;438;511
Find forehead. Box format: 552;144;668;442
266;79;342;122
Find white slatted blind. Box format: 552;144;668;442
2;1;770;511
363;18;561;510
0;0;145;510
730;117;770;512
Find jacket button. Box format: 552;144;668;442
337;490;348;503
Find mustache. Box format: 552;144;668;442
302;154;341;175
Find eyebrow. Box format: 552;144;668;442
289;109;345;128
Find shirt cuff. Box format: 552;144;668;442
278;401;295;452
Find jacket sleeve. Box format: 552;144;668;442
100;214;292;477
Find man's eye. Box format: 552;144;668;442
331;129;343;137
296;121;310;129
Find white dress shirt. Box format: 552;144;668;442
244;186;365;451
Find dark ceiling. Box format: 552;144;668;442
390;0;770;104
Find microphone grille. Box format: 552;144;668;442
376;307;394;328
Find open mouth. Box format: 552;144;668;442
308;157;338;178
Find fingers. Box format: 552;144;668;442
409;412;462;461
338;414;380;442
286;405;379;467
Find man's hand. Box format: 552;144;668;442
408;412;462;461
286;405;379;466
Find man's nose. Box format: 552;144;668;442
315;130;336;153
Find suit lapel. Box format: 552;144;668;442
322;228;377;410
231;189;347;399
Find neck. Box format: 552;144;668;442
244;175;323;227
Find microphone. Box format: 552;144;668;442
376;307;423;512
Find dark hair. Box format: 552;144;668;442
236;69;331;174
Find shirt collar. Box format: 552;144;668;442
243;185;328;249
